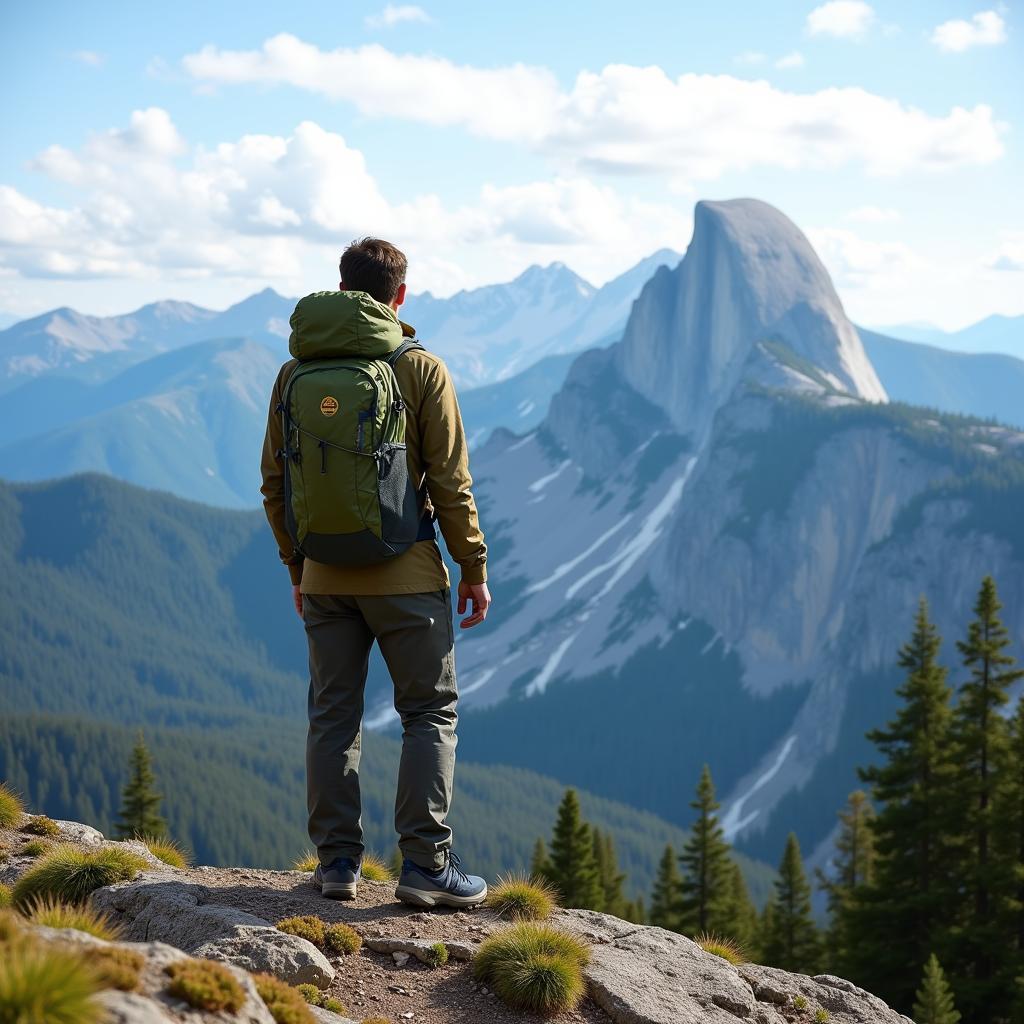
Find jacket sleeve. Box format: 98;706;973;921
418;358;488;585
259;362;304;586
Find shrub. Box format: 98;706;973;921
293;850;319;872
12;844;147;908
295;981;347;1013
474;922;590;1015
694;931;746;966
142;835;190;869
277;915;326;947
21;839;53;858
23;815;61;838
793;994;808;1010
815;1010;830;1023
164;958;245;1012
90;946;145;991
0;938;104;1024
0;884;10;909
360;853;394;882
426;941;449;968
0;783;24;829
253;971;317;1024
24;896;121;941
485;873;557;921
324;922;361;955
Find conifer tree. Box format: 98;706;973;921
114;731;166;839
546;789;602;910
530;837;552;882
848;598;958;1008
816;790;875;973
678;765;732;934
718;859;758;952
1002;697;1024;963
762;833;820;974
649;844;683;932
947;576;1022;1020
912;954;961;1024
593;829;626;917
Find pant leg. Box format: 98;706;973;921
302;593;375;866
356;589;458;870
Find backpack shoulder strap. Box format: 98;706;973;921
385;339;423;367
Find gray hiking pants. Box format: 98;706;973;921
302;590;458;871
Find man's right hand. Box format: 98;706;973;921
292;585;303;619
458;580;491;629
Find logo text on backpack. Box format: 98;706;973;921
320;396;339;417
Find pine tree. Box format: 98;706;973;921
912;954;961;1024
717;860;758;952
762;833;820;973
530;837;552;881
947;576;1022;1020
546;789;602;910
649;844;683;932
847;598;958;1008
1001;697;1024;966
816;790;875;973
678;765;732;935
114;731;166;839
593;829;626;917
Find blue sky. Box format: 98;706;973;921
1;0;1021;328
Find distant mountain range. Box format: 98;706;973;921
876;313;1023;357
2;248;1023;506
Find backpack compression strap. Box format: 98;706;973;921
386;339;423;367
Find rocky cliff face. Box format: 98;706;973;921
1;814;913;1024
378;198;1024;874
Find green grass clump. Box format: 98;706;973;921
24;896;121;940
814;1010;830;1023
0;937;104;1023
253;972;317;1024
277;914;326;947
293;850;319;872
426;941;449;968
360;853;394;882
295;982;347;1013
142;835;190;869
485;873;557;921
12;844;147;908
165;957;245;1012
23;815;61;838
21;839;53;858
0;783;24;829
474;922;590;1015
90;946;145;991
0;884;10;909
793;994;808;1010
694;931;746;965
324;921;361;955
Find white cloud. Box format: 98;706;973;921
775;51;805;69
806;1;875;39
0;110;689;295
807;226;919;288
733;51;767;65
930;10;1007;53
182;36;1006;183
365;4;432;29
72;50;105;67
845;205;901;223
987;233;1024;272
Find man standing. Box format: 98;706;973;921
260;238;491;908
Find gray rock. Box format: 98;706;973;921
364;935;476;963
308;1008;359;1024
53;819;105;845
92;875;335;989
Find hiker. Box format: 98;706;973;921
260;237;491;908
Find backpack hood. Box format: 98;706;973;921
288;290;407;361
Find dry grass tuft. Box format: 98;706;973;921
694;931;746;965
24;896;122;941
485;873;558;920
164;957;245;1012
12;844;147;908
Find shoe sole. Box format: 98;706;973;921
318;881;358;901
395;883;488;909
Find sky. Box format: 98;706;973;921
1;0;1022;330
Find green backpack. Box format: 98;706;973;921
278;290;429;566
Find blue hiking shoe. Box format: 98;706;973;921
395;852;487;909
313;856;360;900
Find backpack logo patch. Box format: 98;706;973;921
320;396;339;417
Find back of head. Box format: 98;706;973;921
339;237;407;304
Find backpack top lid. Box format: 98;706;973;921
288;290;406;362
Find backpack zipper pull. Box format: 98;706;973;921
318;439;327;474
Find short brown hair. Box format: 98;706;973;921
339;237;407;304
